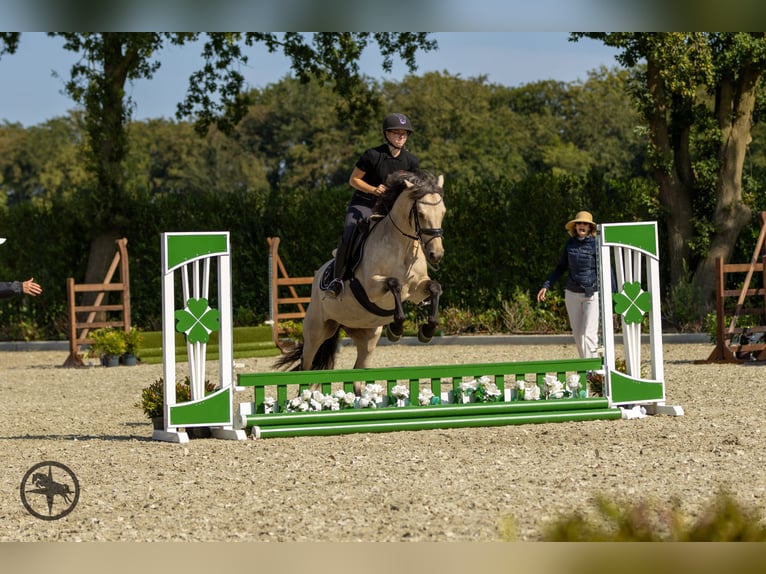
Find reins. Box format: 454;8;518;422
382;192;444;252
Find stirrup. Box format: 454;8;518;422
324;278;344;298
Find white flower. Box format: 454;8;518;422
362;383;384;404
341;392;356;407
478;380;502;401
523;384;540;400
418;388;435;406
297;401;310;411
544;375;565;399
459;379;478;393
358;397;376;409
263;396;276;414
477;375;493;385
566;374;583;396
301;389;313;401
312;390;324;403
391;384;409;399
516;380;526;390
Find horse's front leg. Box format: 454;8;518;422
383;277;405;342
418;280;442;343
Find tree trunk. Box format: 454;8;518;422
692;68;759;308
645;58;694;288
79;230;122;323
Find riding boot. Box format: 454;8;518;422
325;238;347;297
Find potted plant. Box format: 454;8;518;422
136;376;218;432
121;327;143;366
89;327;127;367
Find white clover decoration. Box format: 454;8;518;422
263;396;277;414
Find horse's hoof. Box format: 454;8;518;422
417;325;433;343
386;324;402;342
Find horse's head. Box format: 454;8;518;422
378;170;446;268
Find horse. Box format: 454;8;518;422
275;169;446;390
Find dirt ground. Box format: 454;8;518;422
1;339;764;542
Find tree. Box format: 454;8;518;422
572;33;766;309
0;32;436;289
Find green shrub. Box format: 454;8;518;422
136;376;218;419
500;492;766;541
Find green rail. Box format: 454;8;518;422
237;358;620;438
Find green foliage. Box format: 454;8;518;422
501;287;569;333
280;320;304;342
517;492;766;541
662;261;705;332
123;327;143;355
136;376;218;419
4;62;766;338
89;327;127;357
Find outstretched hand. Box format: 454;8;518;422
22;277;42;296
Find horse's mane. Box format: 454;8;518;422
373;169;442;215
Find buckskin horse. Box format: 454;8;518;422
275;169;446;389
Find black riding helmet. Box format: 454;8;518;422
382;113;413;134
382;113;413;149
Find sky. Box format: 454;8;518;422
0;32;622;128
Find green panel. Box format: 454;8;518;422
601;223;658;257
169;387;232;426
609;370;664;403
165;233;229;272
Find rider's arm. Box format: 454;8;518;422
349;167;385;196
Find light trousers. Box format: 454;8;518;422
565;289;600;359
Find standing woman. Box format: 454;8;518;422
324;113;420;297
537;211;601;359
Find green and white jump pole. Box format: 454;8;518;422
599;221;683;416
155;231;246;443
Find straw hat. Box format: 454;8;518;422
565;211;597;235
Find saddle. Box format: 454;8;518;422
319;215;383;289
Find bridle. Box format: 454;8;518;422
383;192;444;267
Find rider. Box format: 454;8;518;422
324;112;420;297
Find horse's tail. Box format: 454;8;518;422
272;328;341;371
273;343;305;371
311;329;340;370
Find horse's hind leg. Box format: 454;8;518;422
418;280;442;343
383;277;405;342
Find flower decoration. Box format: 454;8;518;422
566;374;585;398
456;375;503;403
418;388;440;406
263;396;277;414
475;375;502;402
358;383;384;408
514;380;526;401
543;374;565;399
523;384;541;400
456;378;479;403
390;384;410;407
